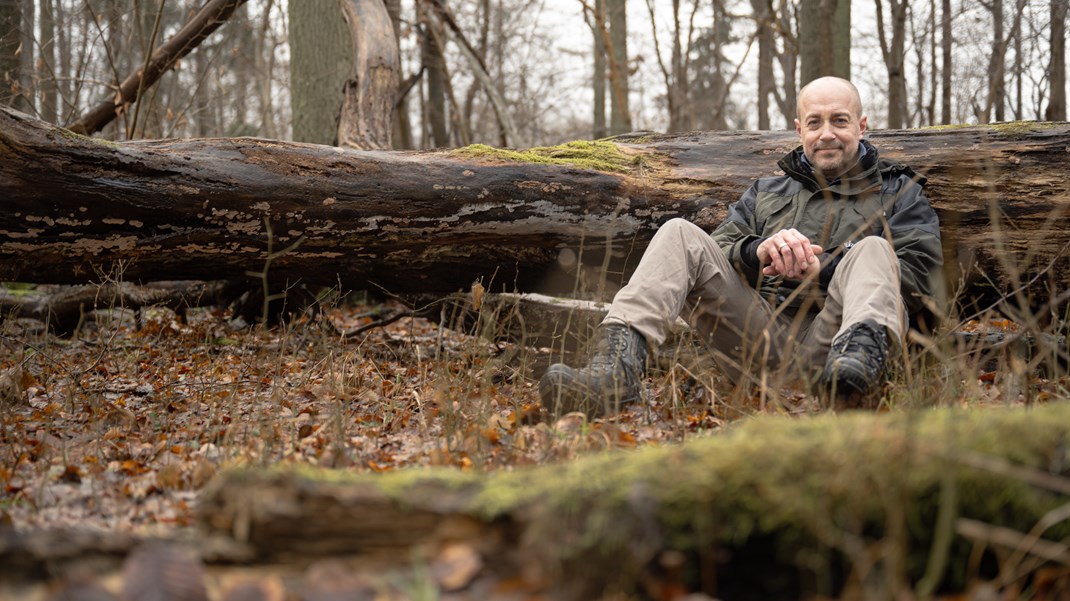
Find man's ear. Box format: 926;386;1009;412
794;118;802;137
859;115;868;135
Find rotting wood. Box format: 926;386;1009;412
3;107;1070;314
0;281;227;334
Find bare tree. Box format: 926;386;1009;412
772;0;797;127
592;0;606;138
607;0;630;134
875;0;910;128
648;0;698;132
978;0;1027;123
69;0;251;136
0;0;20;107
798;0;850;83
418;0;449;146
39;0;58;124
751;0;775;129
1049;0;1067;120
941;0;952;123
289;0;352;144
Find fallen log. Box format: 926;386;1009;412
2;106;1069;313
0;281;228;334
193;403;1070;599
4;405;1070;598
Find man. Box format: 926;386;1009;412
539;77;943;416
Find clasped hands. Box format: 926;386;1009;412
757;228;823;280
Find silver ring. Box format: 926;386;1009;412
778;242;789;250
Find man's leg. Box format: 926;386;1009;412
804;236;907;399
540;218;796;416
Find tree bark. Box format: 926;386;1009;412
336;0;400;150
2;106;1070;314
607;0;631;134
592;0;607;139
0;0;21;107
941;0;952;124
799;0;850;84
875;0;909;129
1049;0;1068;121
288;0;352;145
752;0;775;130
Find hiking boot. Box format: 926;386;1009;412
820;319;891;404
539;324;648;417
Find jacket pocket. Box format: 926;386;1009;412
754;192;798;236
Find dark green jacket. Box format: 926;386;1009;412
710;139;943;315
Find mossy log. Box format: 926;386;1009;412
2;106;1070;313
196;403;1070;599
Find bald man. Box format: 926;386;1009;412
540;77;943;415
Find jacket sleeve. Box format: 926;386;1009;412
886;173;944;315
710;182;766;285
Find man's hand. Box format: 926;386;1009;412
757;228;823;280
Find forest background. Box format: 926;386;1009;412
1;0;1066;150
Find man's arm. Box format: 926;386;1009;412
886;176;944;315
711;182;822;282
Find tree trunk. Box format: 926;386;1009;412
0;0;20;107
288;0;351;145
420;0;448;147
774;0;797;127
752;0;774;130
592;0;606;139
607;0;630;134
336;0;399;150
2;107;1070;313
15;0;29;114
875;0;909;129
1049;0;1067;121
39;0;57;125
799;0;850;84
941;0;952;124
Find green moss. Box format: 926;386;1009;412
452;140;636;173
53;127;120;147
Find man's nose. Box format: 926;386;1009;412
818;123;836;139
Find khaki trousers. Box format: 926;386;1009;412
604;218;906;384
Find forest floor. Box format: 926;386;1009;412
0;297;1066;600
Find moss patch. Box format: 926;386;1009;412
452;140;636;173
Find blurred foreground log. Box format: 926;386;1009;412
3;106;1070;314
5;404;1070;599
193;403;1070;599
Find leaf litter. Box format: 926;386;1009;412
0;304;1066;600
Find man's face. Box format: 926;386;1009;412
794;82;867;179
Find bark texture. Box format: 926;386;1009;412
2;106;1070;313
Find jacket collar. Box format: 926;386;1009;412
779;139;881;195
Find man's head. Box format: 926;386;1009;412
794;77;867;179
